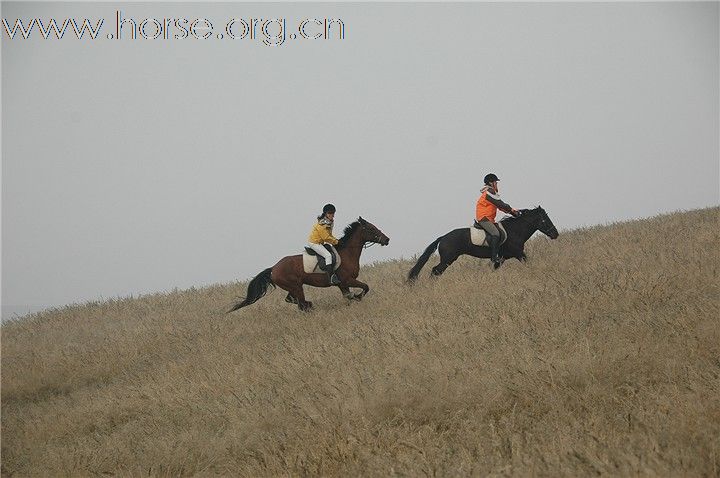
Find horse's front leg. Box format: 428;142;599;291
344;278;369;300
339;286;354;300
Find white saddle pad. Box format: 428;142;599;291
470;222;507;246
302;245;341;274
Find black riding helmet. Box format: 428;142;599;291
322;203;336;214
484;173;500;185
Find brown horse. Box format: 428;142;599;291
228;217;389;312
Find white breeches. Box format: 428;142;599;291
307;243;333;264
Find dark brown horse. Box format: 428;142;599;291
228;217;389;312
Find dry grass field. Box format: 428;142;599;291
2;207;719;477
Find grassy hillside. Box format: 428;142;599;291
2;207;719;477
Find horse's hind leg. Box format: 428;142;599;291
289;286;312;311
431;244;459;276
276;277;312;311
431;262;448;276
432;259;459;276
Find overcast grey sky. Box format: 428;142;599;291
2;2;718;319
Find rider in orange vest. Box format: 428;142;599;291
475;173;518;265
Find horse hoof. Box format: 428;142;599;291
353;293;364;301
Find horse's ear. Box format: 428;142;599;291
358;216;366;225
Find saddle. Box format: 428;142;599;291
303;244;341;274
470;221;508;247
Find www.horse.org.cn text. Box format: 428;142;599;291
2;11;346;46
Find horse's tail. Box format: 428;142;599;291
408;237;442;282
227;267;275;313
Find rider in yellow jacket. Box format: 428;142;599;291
307;204;341;285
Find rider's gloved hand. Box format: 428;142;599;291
511;209;520;216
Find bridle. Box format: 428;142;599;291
361;225;385;248
342;224;385;250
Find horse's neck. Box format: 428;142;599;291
506;216;537;244
339;233;364;262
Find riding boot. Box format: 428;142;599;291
325;262;340;285
488;235;501;264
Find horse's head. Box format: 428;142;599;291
525;206;559;239
358;217;390;246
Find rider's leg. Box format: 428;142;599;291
322;246;341;285
327;256;340;285
308;243;339;285
479;219;501;264
308;243;332;268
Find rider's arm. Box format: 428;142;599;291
484;190;513;214
319;225;339;245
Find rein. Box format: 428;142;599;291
342;240;377;250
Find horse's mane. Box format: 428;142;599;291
336;221;361;250
499;208;536;225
